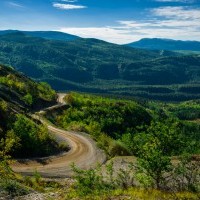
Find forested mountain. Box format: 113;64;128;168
0;32;200;101
121;55;200;84
0;32;175;83
127;38;200;51
0;35;199;199
0;30;79;41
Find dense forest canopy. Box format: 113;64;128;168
1;32;200;101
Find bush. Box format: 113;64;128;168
58;142;70;152
109;141;130;157
71;164;107;196
0;180;29;197
22;93;33;105
12;114;58;157
170;155;200;193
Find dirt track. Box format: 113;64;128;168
12;94;106;178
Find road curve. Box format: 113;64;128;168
11;93;106;178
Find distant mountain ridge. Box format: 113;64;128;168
127;38;200;51
0;30;79;41
0;32;200;101
2;30;200;52
0;32;174;85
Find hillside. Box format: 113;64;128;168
127;38;200;51
0;64;59;158
0;64;56;109
121;55;200;84
83;54;200;101
0;32;177;82
0;32;200;101
0;30;79;41
1;91;200;199
48;92;200;157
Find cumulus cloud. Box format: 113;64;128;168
53;3;87;10
57;6;200;44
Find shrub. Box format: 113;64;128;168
0;180;29;197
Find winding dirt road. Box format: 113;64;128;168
12;94;106;178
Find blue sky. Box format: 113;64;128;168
0;0;200;43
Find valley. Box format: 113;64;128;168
0;32;199;200
0;31;200;101
1;0;200;198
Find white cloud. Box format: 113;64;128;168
7;1;24;8
53;3;87;10
152;6;200;20
60;0;78;2
57;6;200;44
58;27;143;44
155;0;195;2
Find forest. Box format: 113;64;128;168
0;89;199;199
0;64;64;158
0;32;199;198
0;32;200;101
47;92;200;157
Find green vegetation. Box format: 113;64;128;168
65;188;199;200
0;30;79;41
0;90;199;199
2;32;200;101
163;100;200;120
50;92;151;156
0;64;56;107
0;64;61;158
127;38;200;51
65;101;199;198
0;139;60;197
12;114;60;157
48;92;200;158
0;30;199;199
68;156;199;199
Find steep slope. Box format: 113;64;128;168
0;64;56;109
0;64;58;158
127;38;200;51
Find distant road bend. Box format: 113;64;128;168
12;93;106;178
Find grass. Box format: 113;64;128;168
63;187;199;200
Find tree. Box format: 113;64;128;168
135;121;184;189
0;131;20;182
136;139;172;189
22;93;33;106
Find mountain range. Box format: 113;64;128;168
0;30;200;101
0;30;79;41
127;38;200;52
